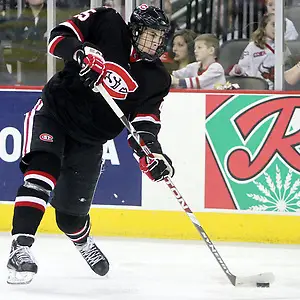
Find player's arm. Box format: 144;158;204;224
48;7;115;61
128;91;174;182
48;8;118;89
128;98;162;155
48;8;96;60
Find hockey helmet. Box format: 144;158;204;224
129;4;170;61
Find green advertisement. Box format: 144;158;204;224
205;94;300;212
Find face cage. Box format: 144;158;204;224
131;25;168;61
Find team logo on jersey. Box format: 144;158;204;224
138;4;149;10
253;51;266;58
102;62;138;100
39;133;54;143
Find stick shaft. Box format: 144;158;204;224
96;84;236;285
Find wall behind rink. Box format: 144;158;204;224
1;87;300;244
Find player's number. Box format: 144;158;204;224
74;9;96;21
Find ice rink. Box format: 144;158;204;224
0;233;299;300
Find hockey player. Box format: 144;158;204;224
171;34;226;89
6;4;174;284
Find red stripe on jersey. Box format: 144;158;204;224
15;201;46;212
49;36;64;54
24;170;57;186
189;78;193;88
67;20;84;42
136;114;160;121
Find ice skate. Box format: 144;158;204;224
75;236;109;276
7;235;38;284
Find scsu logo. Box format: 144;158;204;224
0;127;22;162
138;4;148;10
39;133;53;143
102;62;138;100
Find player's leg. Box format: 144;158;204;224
55;211;109;276
51;137;109;276
7;101;65;284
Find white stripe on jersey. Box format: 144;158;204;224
48;35;64;59
59;21;84;42
22;99;43;157
132;116;161;124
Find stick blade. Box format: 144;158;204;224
234;272;275;287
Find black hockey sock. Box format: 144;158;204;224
12;153;60;236
56;211;91;245
12;175;55;235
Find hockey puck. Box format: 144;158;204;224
256;283;270;288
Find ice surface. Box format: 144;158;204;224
0;233;299;300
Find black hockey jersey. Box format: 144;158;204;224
43;7;171;147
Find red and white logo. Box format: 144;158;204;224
39;133;54;143
138;4;148;10
102;62;138;100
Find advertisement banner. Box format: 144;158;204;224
205;94;300;212
0;90;141;206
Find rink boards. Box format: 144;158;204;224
1;87;300;243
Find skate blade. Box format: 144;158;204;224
7;269;35;285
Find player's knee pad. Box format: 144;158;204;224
21;151;61;193
17;152;61;208
55;210;90;234
21;151;61;178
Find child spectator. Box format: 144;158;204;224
265;0;298;40
171;34;226;89
229;13;291;89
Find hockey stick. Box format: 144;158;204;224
95;84;275;287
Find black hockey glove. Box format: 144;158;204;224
74;43;106;90
139;153;174;182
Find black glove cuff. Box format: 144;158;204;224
73;42;102;65
128;132;162;158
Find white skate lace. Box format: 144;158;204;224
9;245;35;265
77;237;105;267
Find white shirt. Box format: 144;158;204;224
234;39;291;89
172;62;226;89
285;18;299;41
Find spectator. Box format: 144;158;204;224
284;61;300;85
166;29;197;73
5;0;47;85
265;0;299;40
229;13;291;89
103;0;115;8
171;34;226;89
0;44;16;85
163;0;179;52
156;0;180;69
